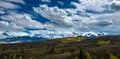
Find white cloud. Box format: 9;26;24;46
33;4;92;31
41;0;51;2
0;0;120;39
0;1;19;9
30;29;77;39
0;21;9;26
94;12;120;28
58;1;64;5
33;5;73;27
0;12;43;32
5;0;25;4
0;20;24;31
0;31;4;34
8;32;29;36
0;0;25;14
110;1;120;11
71;2;85;10
79;0;111;12
33;0;120;35
0;8;5;14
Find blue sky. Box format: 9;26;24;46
0;0;120;38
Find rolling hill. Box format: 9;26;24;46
0;35;120;59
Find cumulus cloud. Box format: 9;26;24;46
0;0;120;39
0;0;25;14
33;5;73;27
0;2;27;32
95;12;120;27
4;0;25;4
79;0;110;12
41;0;51;2
0;1;19;9
110;1;120;11
33;0;120;35
0;8;5;14
8;32;29;36
0;12;43;31
58;1;64;5
0;20;24;31
0;0;25;9
0;30;4;34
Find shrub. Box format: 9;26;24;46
97;40;110;45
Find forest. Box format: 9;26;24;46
0;35;120;59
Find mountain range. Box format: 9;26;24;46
0;32;109;43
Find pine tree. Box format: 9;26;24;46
48;46;55;54
9;54;12;59
29;56;33;59
4;56;7;59
19;56;23;59
13;53;16;59
21;47;24;53
2;48;5;51
110;54;119;59
79;49;85;59
85;52;92;59
75;55;79;59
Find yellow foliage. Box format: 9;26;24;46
75;55;79;59
66;37;83;42
19;56;23;59
29;57;33;59
85;52;92;59
110;54;119;59
97;40;110;45
13;53;16;59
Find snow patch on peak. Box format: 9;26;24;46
0;32;29;39
81;32;109;37
29;31;109;39
0;31;109;40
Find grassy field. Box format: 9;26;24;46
0;36;120;59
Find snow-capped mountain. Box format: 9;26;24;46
0;32;10;39
0;31;109;43
81;32;109;37
0;31;109;40
0;36;47;43
0;32;29;39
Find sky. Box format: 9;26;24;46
0;0;120;38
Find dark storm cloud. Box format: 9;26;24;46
110;3;120;11
95;21;112;27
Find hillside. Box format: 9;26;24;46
0;35;120;59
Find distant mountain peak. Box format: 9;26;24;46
0;31;109;42
81;32;109;37
2;32;9;36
